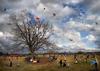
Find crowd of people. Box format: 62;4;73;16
57;54;99;71
0;54;99;71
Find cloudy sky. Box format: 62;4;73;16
0;0;100;53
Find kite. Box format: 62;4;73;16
4;8;6;11
35;16;40;20
44;8;46;10
69;39;73;41
95;22;98;25
53;13;56;16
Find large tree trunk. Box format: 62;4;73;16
29;46;36;59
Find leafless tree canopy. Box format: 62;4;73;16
10;14;53;54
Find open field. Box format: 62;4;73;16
0;54;100;71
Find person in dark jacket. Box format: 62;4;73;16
59;60;63;67
9;59;12;67
63;60;66;67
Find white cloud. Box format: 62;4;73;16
86;15;97;20
65;0;83;4
82;0;100;14
67;20;93;31
0;32;3;37
0;0;100;52
52;24;93;52
0;32;14;39
0;14;10;23
60;6;76;16
86;34;96;41
64;30;81;41
37;3;47;12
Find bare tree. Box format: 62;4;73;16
10;14;53;55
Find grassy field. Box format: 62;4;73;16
0;54;100;71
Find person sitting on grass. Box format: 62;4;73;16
30;58;33;62
48;56;53;62
63;60;71;68
63;60;66;67
37;58;40;63
90;58;98;71
75;58;78;64
74;54;78;64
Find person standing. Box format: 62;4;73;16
59;60;63;67
9;59;12;67
85;54;89;62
